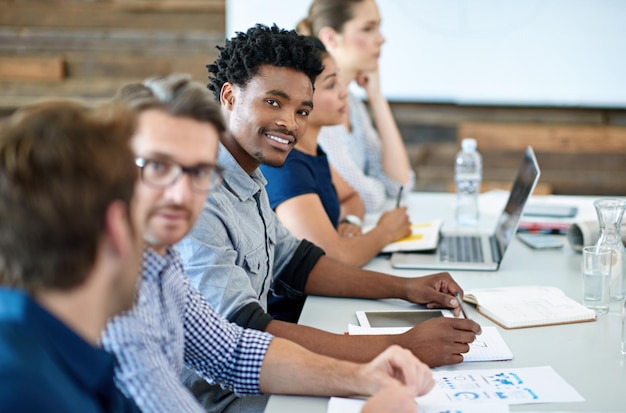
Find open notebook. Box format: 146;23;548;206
463;286;596;329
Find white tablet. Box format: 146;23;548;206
356;309;453;329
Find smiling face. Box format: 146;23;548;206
309;55;349;128
220;65;314;174
329;0;385;76
132;109;220;254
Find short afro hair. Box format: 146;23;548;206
207;24;324;100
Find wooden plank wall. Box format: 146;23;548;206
457;122;626;196
459;123;626;154
0;56;65;81
0;0;225;109
394;102;626;196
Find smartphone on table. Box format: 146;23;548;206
517;233;564;249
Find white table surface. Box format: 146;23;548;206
266;192;626;412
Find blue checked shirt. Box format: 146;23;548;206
101;247;273;413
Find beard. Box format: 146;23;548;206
253;150;287;168
143;204;193;248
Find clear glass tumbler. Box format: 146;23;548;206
581;245;612;315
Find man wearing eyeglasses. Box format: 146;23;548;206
101;73;435;412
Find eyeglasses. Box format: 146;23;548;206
135;157;223;193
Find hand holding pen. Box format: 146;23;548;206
396;185;404;208
454;292;470;319
375;185;410;241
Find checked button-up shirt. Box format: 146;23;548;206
101;247;273;413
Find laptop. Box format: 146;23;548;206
391;146;541;271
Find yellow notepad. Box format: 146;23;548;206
379;219;443;253
463;286;596;329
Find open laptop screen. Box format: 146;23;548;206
494;147;541;258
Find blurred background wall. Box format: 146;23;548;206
2;0;625;195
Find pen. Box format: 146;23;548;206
454;292;469;319
517;227;568;235
517;222;569;235
396;186;404;208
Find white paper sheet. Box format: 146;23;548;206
327;366;582;413
347;324;513;362
327;396;509;413
421;366;584;405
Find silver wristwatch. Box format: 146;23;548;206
341;214;363;228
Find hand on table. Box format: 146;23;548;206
358;345;434;398
361;383;419;413
338;222;362;238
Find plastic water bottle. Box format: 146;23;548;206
455;138;482;226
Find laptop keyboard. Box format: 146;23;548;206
439;235;484;263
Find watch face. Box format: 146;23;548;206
343;214;363;227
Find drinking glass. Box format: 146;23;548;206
581;246;612;315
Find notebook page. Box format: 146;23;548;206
478;294;595;328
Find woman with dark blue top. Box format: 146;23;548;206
263;145;340;226
261;41;410;267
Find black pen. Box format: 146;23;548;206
395;185;404;208
454;292;469;319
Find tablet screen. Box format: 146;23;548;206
361;310;444;328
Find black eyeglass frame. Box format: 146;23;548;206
134;157;223;193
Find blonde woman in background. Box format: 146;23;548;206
261;38;410;267
297;0;415;213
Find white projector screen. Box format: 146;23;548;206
226;0;626;108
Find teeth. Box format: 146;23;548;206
267;134;289;145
